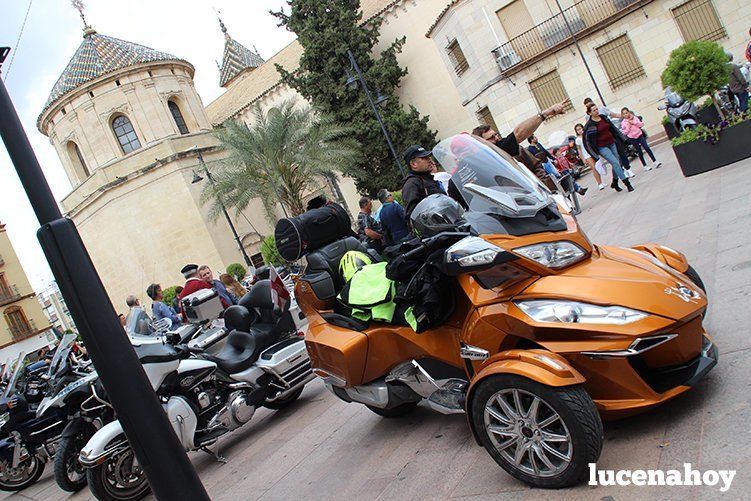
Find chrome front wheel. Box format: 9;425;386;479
484;388;574;477
471;375;602;488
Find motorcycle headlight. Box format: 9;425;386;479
513;241;585;269
515;300;648;325
446;237;504;267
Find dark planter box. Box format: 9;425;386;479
696;105;721;125
673;119;751;177
663;122;679;139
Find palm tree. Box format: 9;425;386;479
202;100;358;221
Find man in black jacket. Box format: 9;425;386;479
401;145;446;219
403;99;569;218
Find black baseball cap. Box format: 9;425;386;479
402;145;432;165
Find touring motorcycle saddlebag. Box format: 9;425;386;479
275;202;352;261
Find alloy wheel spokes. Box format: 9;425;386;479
484;388;573;478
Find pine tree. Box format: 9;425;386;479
272;0;436;196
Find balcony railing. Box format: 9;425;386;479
493;0;643;74
8;319;37;341
0;284;21;305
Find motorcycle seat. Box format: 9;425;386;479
134;343;181;364
204;328;275;374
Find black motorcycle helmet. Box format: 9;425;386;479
410;194;466;237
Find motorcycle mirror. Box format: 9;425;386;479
657;105;667;110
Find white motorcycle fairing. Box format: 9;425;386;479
79;420;127;467
80;395;198;465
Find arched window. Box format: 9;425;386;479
111;115;142;154
67;141;90;178
4;306;32;341
168;100;189;135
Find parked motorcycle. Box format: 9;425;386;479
659;87;698;132
36;366;113;492
80;280;313;500
0;335;85;491
293;134;716;488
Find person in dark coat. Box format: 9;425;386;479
582;102;634;192
401;145;446;220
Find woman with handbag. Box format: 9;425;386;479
582;103;634;192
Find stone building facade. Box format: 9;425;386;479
38;0;749;309
0;222;55;362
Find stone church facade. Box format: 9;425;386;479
38;0;749;310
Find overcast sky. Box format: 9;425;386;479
0;0;296;291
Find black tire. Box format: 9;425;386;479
54;429;93;492
366;401;419;418
86;440;150;501
684;265;706;293
470;374;602;488
263;387;304;410
0;455;45;492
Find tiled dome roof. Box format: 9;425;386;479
217;18;264;88
39;30;189;119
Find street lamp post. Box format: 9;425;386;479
0;48;210;501
553;0;607;106
345;49;406;177
191;148;254;268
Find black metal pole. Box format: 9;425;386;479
196;152;254;267
553;0;607;106
347;50;406;177
0;68;209;501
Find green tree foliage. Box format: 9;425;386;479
204;100;358;219
261;235;284;265
272;0;437;196
661;40;730;103
162;286;180;308
226;263;247;280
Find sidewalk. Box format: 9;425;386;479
6;142;750;501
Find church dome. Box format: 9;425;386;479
38;29;191;124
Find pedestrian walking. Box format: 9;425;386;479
728;52;749;113
620;108;662;171
582;102;634;193
575;123;605;190
583;97;633;177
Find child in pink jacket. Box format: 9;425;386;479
621;107;661;171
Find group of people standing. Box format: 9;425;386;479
121;264;248;332
574;97;661;193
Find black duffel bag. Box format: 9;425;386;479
274;202;352;261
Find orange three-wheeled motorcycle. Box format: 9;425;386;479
289;134;716;488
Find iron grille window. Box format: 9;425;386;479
112;115;142;154
596;35;645;89
476;106;498;132
671;0;726;42
528;70;573;113
446;39;469;76
168;100;189;135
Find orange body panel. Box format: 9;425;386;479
299;210;715;420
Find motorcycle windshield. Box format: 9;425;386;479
432;134;565;235
3;351;27;398
48;333;77;380
125;307;155;336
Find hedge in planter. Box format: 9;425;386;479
671;117;751;176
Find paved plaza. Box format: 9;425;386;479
6;141;750;500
